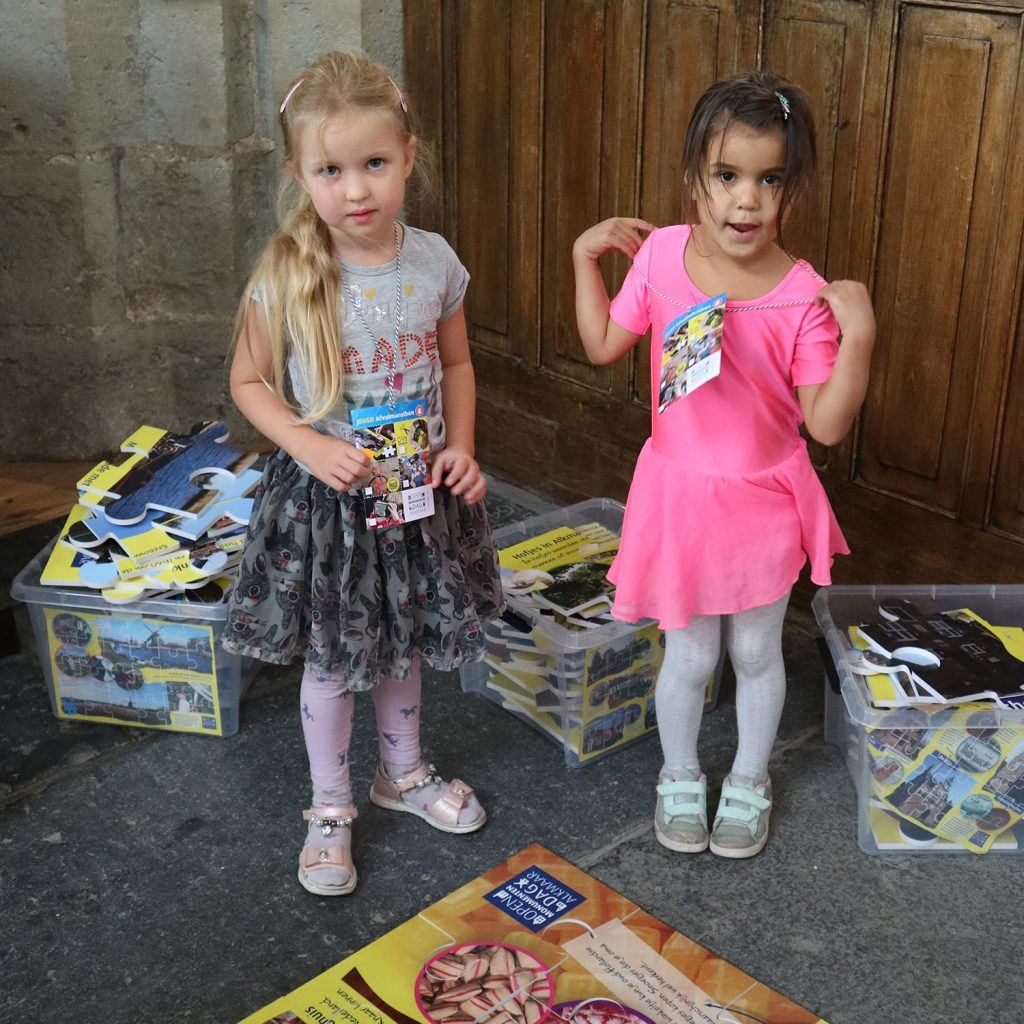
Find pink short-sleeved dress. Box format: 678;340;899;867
606;224;849;629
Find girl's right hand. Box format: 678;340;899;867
299;432;372;491
573;217;655;263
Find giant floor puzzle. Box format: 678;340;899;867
239;845;827;1024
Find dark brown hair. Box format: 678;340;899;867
681;71;816;236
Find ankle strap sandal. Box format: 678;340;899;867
369;762;486;834
298;804;358;896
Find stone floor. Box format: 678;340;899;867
1;479;1019;1023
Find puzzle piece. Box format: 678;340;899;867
853;600;1024;702
153;466;261;540
76;425;169;501
41;507;121;587
92;533;247;603
161;576;235;604
102;422;253;525
69;505;181;562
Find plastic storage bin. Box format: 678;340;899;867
11;540;258;737
461;498;722;765
814;584;1024;855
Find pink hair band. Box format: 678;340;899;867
279;79;303;114
387;74;409;114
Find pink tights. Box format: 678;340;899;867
300;660;423;806
297;657;483;887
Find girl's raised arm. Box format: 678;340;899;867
573;217;653;366
798;280;876;447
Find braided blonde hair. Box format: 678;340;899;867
234;49;429;423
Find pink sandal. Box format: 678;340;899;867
369;762;486;834
297;804;358;896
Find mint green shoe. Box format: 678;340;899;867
654;770;708;853
710;774;772;859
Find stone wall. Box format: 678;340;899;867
0;0;404;459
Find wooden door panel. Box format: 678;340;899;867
764;0;874;476
453;0;512;351
539;0;643;395
857;4;1021;518
449;0;543;363
991;311;1024;541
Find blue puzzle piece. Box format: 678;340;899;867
75;506;174;551
154;467;261;541
103;423;244;525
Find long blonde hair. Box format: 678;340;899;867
235;49;430;423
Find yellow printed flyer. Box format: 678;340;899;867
500;524;618;621
44;609;223;734
866;705;1024;853
239;845;828;1024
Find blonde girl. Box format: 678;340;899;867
223;50;503;895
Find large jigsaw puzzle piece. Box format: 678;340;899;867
41;506;121;586
76;425;170;504
853;600;1024;701
67;505;181;562
83;531;247;603
102;422;251;525
154;466;261;540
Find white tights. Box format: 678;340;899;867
654;591;790;782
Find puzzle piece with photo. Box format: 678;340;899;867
83;532;247;604
41;506;123;587
153;466;261;540
97;421;251;524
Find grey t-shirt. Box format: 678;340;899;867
254;224;469;451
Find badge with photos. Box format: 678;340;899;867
351;399;435;530
658;293;726;413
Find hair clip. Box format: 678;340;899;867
387;74;409;114
279;79;303;114
775;91;790;121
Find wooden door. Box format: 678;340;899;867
405;0;1024;582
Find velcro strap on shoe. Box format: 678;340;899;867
656;779;704;798
719;785;771;824
657;779;705;818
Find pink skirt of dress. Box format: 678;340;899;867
607;438;849;629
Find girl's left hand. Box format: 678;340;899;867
432;448;487;503
813;280;876;343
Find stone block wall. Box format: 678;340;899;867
0;0;404;459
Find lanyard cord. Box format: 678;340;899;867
350;221;403;413
630;264;814;313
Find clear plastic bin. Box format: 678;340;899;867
461;499;722;766
11;540;258;737
814;584;1024;854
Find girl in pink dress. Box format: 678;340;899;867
573;72;875;858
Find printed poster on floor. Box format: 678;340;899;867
239;844;828;1024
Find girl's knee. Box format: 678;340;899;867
662;621;721;685
726;629;782;675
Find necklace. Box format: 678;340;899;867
349;222;404;412
633;226;812;312
630;264;813;313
